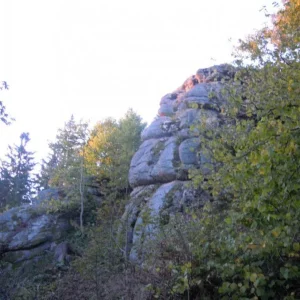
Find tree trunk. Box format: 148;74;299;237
79;153;84;234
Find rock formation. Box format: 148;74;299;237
0;64;235;297
0;204;71;264
0;178;103;264
122;64;235;261
0;180;103;297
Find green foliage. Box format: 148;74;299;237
7;3;300;298
92;2;300;299
38;115;89;189
84;117;118;179
85;108;146;193
40;191;142;300
21;110;146;298
73;205;125;298
0;133;36;210
39;109;145;196
110;108;147;191
185;1;300;299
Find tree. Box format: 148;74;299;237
85;109;146;194
38;116;89;233
39;115;89;189
133;3;300;297
0;168;12;211
186;1;300;298
0;133;35;210
55;110;147;296
0;81;13;125
265;0;300;50
84;118;118;180
109;109;146;193
38;150;59;190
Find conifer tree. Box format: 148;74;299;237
0;133;35;210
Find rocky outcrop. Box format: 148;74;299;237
0;179;102;298
0;190;72;265
0;176;103;269
123;64;235;261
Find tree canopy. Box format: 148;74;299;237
85;108;146;192
0;133;35;211
186;1;300;298
38;115;89;189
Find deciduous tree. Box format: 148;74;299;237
187;1;300;298
39;115;89;189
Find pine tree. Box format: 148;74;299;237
0;168;12;211
0;133;35;210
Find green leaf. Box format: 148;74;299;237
293;243;300;251
250;273;258;283
280;267;289;280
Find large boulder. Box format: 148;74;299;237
150;137;177;182
127;181;211;261
129;137;179;187
34;188;62;204
0;204;72;263
141;117;174;141
179;138;200;166
0;181;103;298
123;64;234;262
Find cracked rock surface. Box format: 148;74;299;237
123;64;235;261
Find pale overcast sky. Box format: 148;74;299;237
0;0;278;163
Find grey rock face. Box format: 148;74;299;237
8;214;70;251
160;93;177;105
178;108;219;130
129;139;163;187
0;177;103;266
179;138;200;166
123;65;233;262
158;103;175;117
2;242;52;264
178;109;199;129
196;64;235;82
185;83;209;100
35;188;61;205
0;186;77;266
129;181;185;261
0;204;71;263
128;181;211;261
129;137;178;187
141;117;173;141
150;137;177;182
